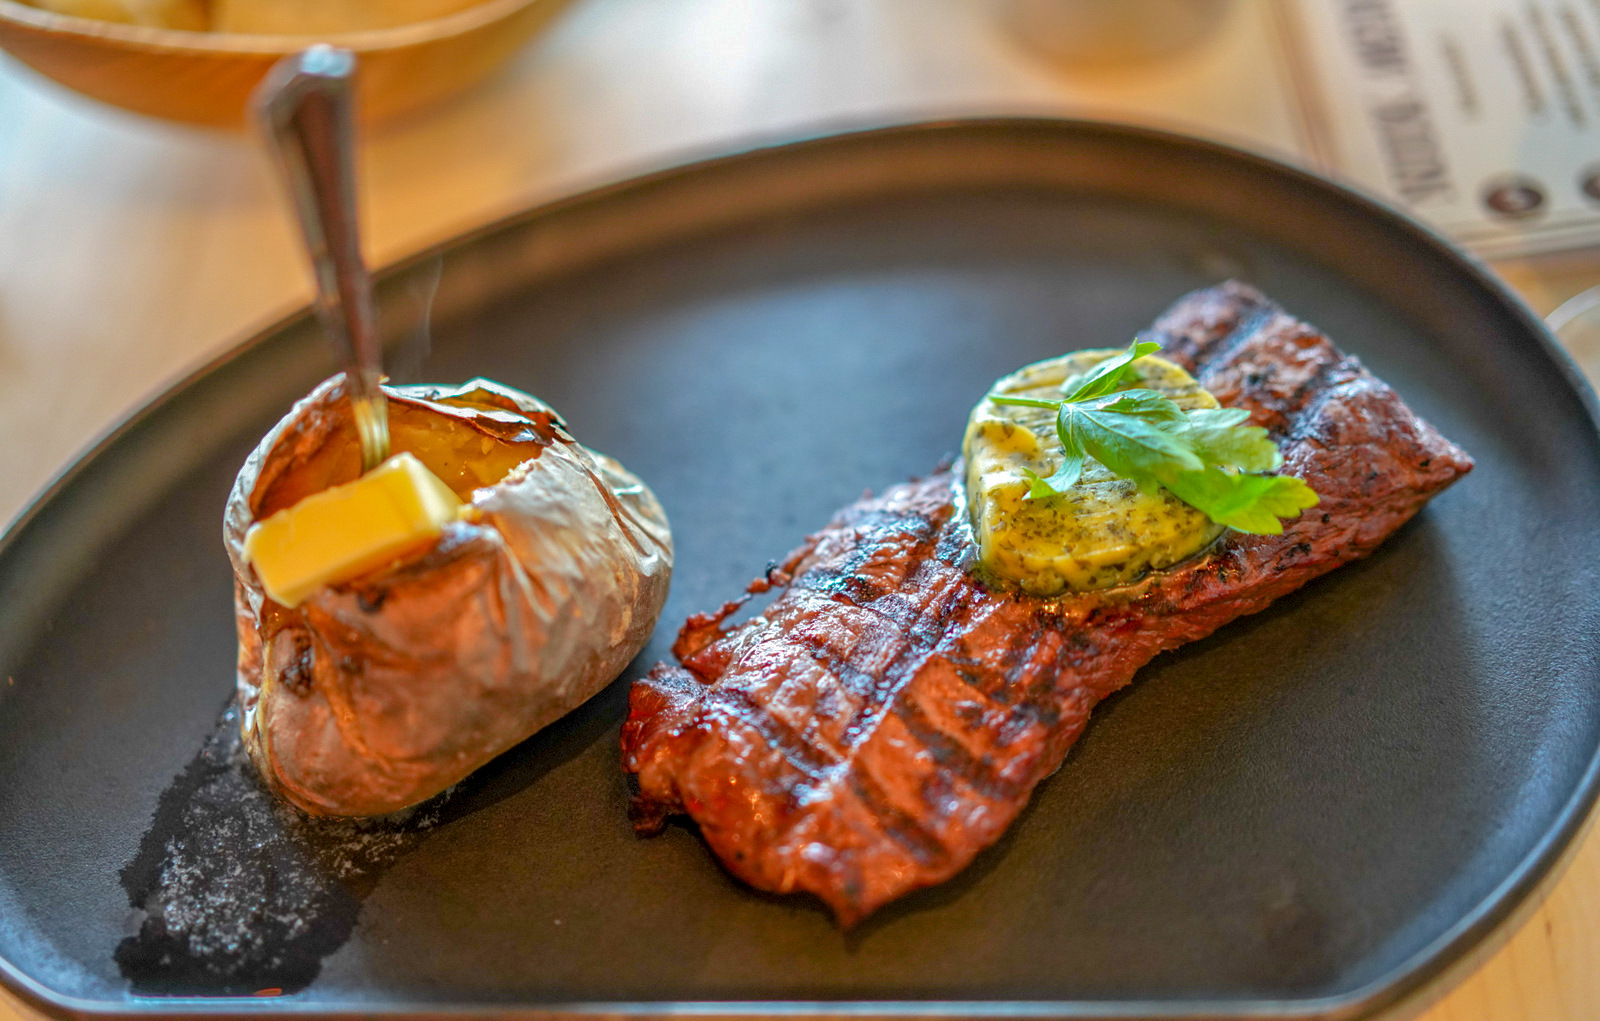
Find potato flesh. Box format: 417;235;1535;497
258;397;542;518
395;403;539;500
963;350;1224;595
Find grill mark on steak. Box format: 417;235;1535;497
891;692;1023;804
1147;283;1273;367
847;760;951;868
705;684;837;779
789;605;903;698
1185;300;1280;374
621;281;1474;926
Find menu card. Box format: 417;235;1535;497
1274;0;1600;257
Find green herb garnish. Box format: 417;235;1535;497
989;340;1319;535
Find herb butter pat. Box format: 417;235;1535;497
964;349;1227;595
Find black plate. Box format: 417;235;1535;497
2;119;1598;1020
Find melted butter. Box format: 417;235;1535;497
963;349;1224;596
391;411;535;497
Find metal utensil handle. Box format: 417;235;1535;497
254;46;390;471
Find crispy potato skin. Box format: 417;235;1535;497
225;377;672;817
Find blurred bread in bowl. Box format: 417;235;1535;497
0;0;565;126
213;0;487;34
17;0;488;32
23;0;205;29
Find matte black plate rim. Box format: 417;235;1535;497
1;116;1597;1021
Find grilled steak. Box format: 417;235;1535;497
621;282;1473;926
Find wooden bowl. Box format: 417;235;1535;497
0;0;565;127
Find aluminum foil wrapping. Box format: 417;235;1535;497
224;376;673;817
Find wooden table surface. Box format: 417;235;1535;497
0;1;1595;1018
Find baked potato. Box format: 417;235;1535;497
224;376;672;817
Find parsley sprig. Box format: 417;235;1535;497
988;340;1319;534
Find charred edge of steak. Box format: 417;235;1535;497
620;281;1474;926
